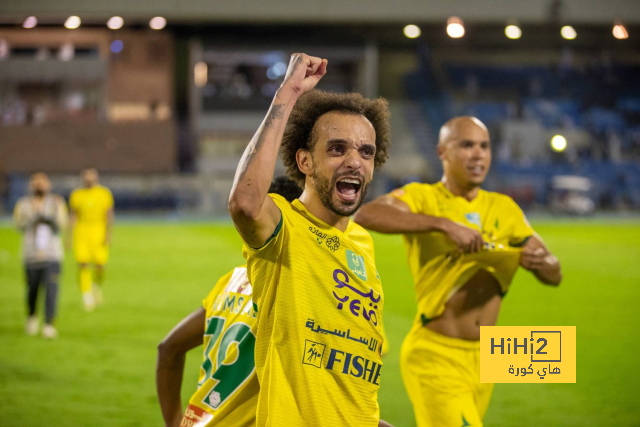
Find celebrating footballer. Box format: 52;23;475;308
228;53;393;426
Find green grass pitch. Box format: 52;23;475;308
1;219;639;426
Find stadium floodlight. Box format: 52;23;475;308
612;24;628;40
447;17;465;39
551;135;567;152
64;16;81;29
149;17;166;30
403;24;421;39
23;16;37;29
505;24;522;39
560;26;577;40
194;61;208;87
107;16;124;30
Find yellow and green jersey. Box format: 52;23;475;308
391;181;534;321
69;185;113;234
181;266;259;427
244;194;385;427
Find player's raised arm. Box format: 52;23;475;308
519;234;562;286
228;53;327;248
354;195;485;253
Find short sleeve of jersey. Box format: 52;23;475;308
389;182;436;215
242;194;289;300
504;197;534;247
242;194;288;259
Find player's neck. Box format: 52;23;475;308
442;177;480;202
298;192;350;232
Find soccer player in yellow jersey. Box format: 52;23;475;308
156;177;302;427
354;116;562;427
68;168;114;311
157;266;258;427
228;53;393;426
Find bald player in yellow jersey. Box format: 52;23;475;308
355;117;562;427
228;53;393;426
68;168;114;311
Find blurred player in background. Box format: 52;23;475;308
354;116;562;427
228;53;392;426
156;177;302;427
13;173;68;339
67;168;114;311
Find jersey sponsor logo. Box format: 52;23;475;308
465;212;482;230
181;404;213;427
346;249;367;280
302;339;326;368
212;292;257;318
305;318;383;355
332;269;380;326
308;227;340;251
300;342;383;385
308;226;328;240
326;236;340;252
223;267;252;295
325;348;382;385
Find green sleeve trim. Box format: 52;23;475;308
510;235;532;248
420;314;432;326
250;211;283;250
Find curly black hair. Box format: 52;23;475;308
268;175;303;202
281;90;391;187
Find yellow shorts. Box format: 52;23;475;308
400;321;494;427
74;229;109;265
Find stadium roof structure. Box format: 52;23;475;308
0;0;639;25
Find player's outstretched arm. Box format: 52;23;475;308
228;53;327;248
156;308;206;427
354;195;485;253
520;234;562;286
378;419;395;427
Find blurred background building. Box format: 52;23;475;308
1;0;639;215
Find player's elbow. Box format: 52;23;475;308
157;337;181;362
228;193;263;222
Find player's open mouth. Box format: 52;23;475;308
335;177;362;203
468;165;485;176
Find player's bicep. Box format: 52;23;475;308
159;308;206;353
231;196;282;249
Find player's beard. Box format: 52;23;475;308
312;166;369;217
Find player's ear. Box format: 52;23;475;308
296;149;313;177
437;142;447;161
